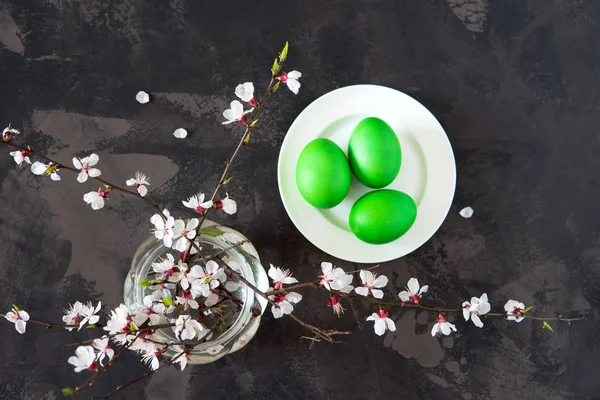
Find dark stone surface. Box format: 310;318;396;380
0;0;598;399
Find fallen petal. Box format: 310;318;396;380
136;91;150;104
173;128;188;139
459;207;474;218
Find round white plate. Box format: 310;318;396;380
277;84;456;263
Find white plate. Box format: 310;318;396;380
277;85;456;263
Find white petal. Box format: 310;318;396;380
19;310;30;321
480;293;489;303
51;172;61;181
279;301;294;315
230;100;244;119
173;128;188;139
287;70;302;79
419;285;429;295
463;308;470;321
321;262;332;275
282;276;298;285
286;79;301;94
15;320;26;334
366;313;378;322
372;275;388;288
137;185;148;197
31;162;46;175
286;292;302;304
431;323;439;337
224;281;239;291
359;270;372;285
385;318;396;332
72;158;82;169
407;278;420;294
91;197;105;210
471;314;483;328
373;319;386;336
204;292;219;307
398;291;410;302
83;192;97;203
354;286;369;297
440;323;452;335
371;289;384;299
87;154;99;166
478;302;491;315
136;91;150;104
88;168;101;178
459;207;474;218
271;305;283;319
77;171;88;183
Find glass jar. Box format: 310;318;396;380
123;221;269;364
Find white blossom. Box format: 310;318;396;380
104;304;137;335
126;172;150;197
268;264;298;290
72;154;101;183
398;278;429;304
189;261;225;298
31;161;61;181
327;296;345;317
83;188;109;210
2;125;19;141
173;315;207;341
136;91;150;104
354;270;388;299
172;346;189;371
77;301;101;329
318;262;354;293
92;337;114;366
431;314;457;336
68;346;97;372
141;347;162;370
173;128;188;139
235;82;255;103
62;301;86;331
279;70;302;94
462;293;491;328
172;218;199;252
214;194;237;215
222;100;254;125
176;291;199;310
182;193;213;213
459;207;474;218
4;306;29;334
366;309;396;336
268;291;302;319
9;150;31;166
504;299;526;323
150;209;175;247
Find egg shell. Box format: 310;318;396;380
348;117;401;188
349;189;417;244
296;138;352;208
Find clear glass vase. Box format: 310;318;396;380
123;221;269;364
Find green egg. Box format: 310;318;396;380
348;117;401;188
296;138;352;209
349;189;417;244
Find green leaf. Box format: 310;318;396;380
61;387;74;396
199;227;224;237
162;296;174;306
138;278;150;287
271;58;279;75
250;119;259;127
243;133;251;144
223;177;232;185
523;306;534;313
542;321;554;332
280;41;289;60
12;304;20;311
272;81;280;93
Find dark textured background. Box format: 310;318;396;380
0;1;598;399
